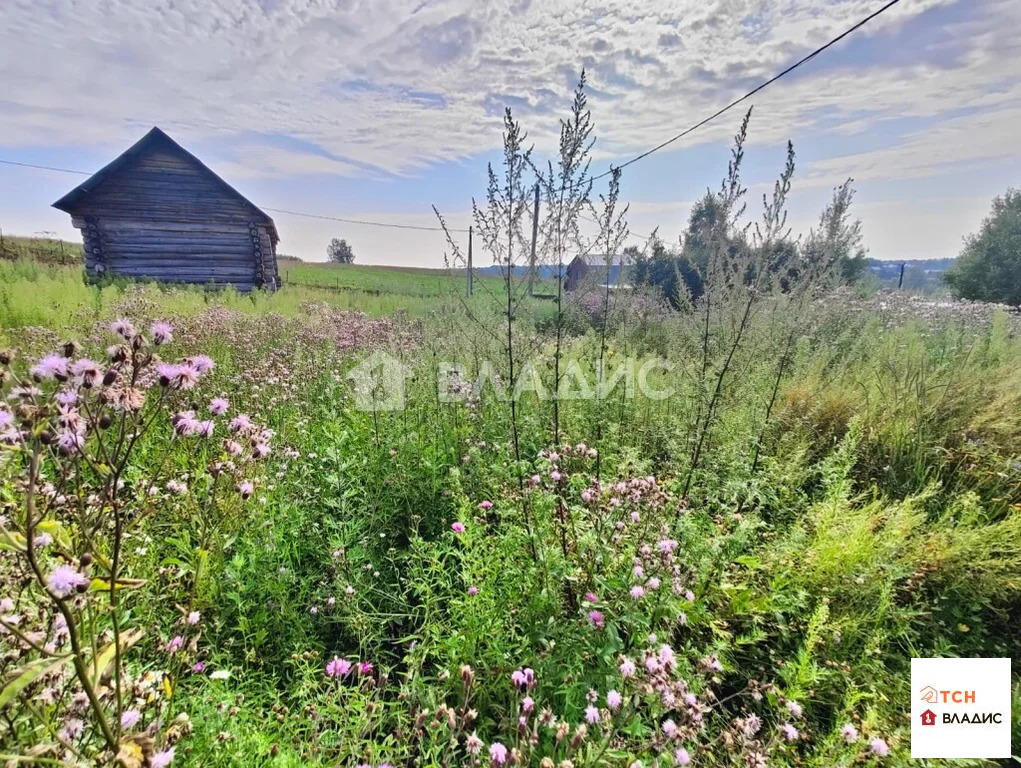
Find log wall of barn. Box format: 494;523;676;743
68;148;276;291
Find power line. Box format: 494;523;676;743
589;0;903;182
0;158;468;233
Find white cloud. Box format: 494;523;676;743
2;0;1018;179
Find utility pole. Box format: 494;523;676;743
898;262;905;290
528;183;540;296
467;226;473;298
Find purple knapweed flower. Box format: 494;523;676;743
581;489;593;503
151;747;175;768
585;706;600;724
467;586;478;595
187;355;215;374
325;656;352;677
584;592;598;603
70;358;102;386
193;662;206;673
629;585;645;600
674;748;690;766
489;742;508;765
209;397;229;415
451;521;465;534
870;738;889;757
120;709;141;729
197;420;215;438
511;667;535;689
167;636;185;653
47;565;89;597
187;611;201;625
841;723;859;742
588;609;604;628
237;480;254;499
786;700;803;718
151;321;173;345
230;414;252;432
781;722;799;741
478;500;492;510
662;719;678;737
359;661;374;676
607;690;622;710
521;696;534;713
619;658;636;678
31;354;68;380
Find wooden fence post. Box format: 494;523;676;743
467;225;474;298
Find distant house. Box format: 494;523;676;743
564;252;631;292
53;127;279;291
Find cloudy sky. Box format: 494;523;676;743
1;0;1019;265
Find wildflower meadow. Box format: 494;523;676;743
1;98;1020;768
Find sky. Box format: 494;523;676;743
1;0;1019;266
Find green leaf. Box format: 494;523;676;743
0;656;72;709
91;628;144;685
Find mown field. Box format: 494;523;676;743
0;237;1019;768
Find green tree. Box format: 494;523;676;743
802;179;868;284
327;237;355;264
943;188;1021;306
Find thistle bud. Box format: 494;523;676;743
62;341;79;358
103;369;118;387
98;414;113;430
39;429;54;445
0;349;12;366
80;552;93;567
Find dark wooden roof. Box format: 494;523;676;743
52;127;278;241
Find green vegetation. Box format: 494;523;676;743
944;187;1021;306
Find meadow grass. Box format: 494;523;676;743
0;249;1018;766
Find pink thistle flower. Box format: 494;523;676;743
674;748;690;766
31;354;68;380
647;577;661;589
167;636;185;653
187;611;201;625
619;658;636;678
209;397;229;415
684;589;695;602
489;742;508;766
451;522;465;534
658;539;679;554
325;657;352;677
466;731;483;755
47;565;89;597
120;709;141;729
841;723;859;742
551;470;562;482
786;700;803;718
150;321;173;345
530;474;541;486
225;439;243;456
607;690;622;709
662;719;678;737
237;480;254;499
870;738;889;757
230;414;252;432
467;585;478;595
581;489;593;503
585;592;598;603
187;355;215;374
70;359;102;386
0;409;12;429
166;479;187;495
511;667;535;689
629;585;645;600
192;662;205;673
588;609;604;628
174;364;200;390
781;722;799;741
197;421;215;438
585;706;600;724
253;442;270;458
359;661;374;676
110;318;135;339
521;696;534;713
151;747;175;768
478;500;493;510
56;430;85;453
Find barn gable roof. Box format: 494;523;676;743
52;126;278;241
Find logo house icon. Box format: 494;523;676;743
920;709;937;726
919;685;938;704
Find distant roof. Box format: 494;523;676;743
52;126;277;241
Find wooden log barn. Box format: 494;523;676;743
52;127;279;291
